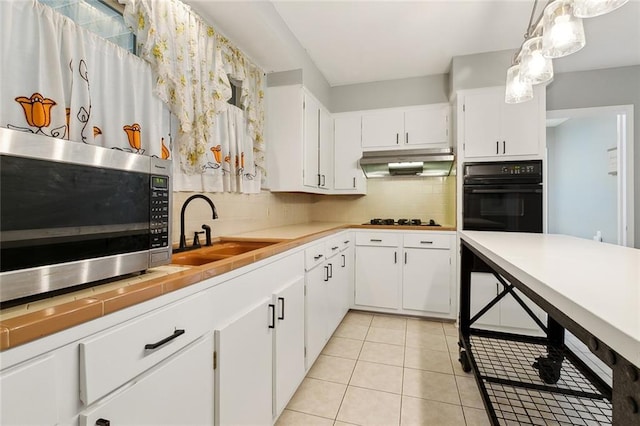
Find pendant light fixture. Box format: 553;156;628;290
520;36;554;84
505;0;630;104
542;0;586;58
505;63;534;104
573;0;629;18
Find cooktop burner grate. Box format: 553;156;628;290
366;218;441;226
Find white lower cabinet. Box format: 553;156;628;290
354;245;401;309
305;250;330;369
355;230;456;318
471;272;546;334
304;234;354;369
79;333;215;426
273;276;306;417
402;247;451;314
0;354;59;425
214;297;274;426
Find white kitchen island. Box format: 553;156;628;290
458;231;640;426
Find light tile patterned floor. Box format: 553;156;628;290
277;311;491;426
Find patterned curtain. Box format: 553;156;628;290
0;0;171;158
123;0;265;193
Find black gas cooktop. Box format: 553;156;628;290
365;218;441;226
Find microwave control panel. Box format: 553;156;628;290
150;175;170;248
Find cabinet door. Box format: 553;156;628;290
303;94;320;188
470;272;501;328
318;108;334;190
334;115;364;191
462;90;502;158
1;354;58;425
361;110;404;148
501;96;540;156
402;248;451;314
354;246;400;309
215;298;273;426
79;334;215;426
274;276;306;417
404;105;449;146
341;245;355;316
305;263;329;369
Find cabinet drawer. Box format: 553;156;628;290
305;242;327;271
403;233;450;249
326;234;348;258
355;232;401;247
79;291;213;405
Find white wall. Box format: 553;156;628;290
547;116;618;243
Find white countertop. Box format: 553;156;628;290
459;231;640;367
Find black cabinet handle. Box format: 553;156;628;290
144;329;185;351
404;252;407;264
314;254;324;260
394;251;397;264
344;240;350;244
96;419;110;426
496;141;499;154
503;140;506;154
328;263;333;278
341;254;346;268
396;133;399;144
406;133;408;144
420;241;434;244
353;177;356;188
332;246;339;251
317;174;321;186
370;239;382;242
268;304;275;328
278;297;285;320
324;265;330;282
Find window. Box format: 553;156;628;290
38;0;135;54
227;76;243;110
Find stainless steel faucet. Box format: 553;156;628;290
178;194;218;251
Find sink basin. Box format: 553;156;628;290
171;240;279;266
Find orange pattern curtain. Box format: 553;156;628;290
0;0;171;158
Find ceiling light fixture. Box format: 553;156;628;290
505;0;629;104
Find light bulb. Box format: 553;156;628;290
542;0;586;58
520;36;554;84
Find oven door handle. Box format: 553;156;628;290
466;188;542;194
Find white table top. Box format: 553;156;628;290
459;231;640;367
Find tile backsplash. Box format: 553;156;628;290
309;177;456;225
172;176;456;243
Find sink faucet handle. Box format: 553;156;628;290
201;224;212;246
193;231;204;248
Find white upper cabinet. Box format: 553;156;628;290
459;86;545;159
333;114;366;194
361;104;450;150
267;85;334;193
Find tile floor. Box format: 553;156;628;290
277;311;491;426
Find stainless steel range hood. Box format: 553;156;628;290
359;148;455;178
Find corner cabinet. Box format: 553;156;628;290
333;114;366;194
458;86;545;159
267;85;334;193
361;104;450;150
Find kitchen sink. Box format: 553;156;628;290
170;240;280;266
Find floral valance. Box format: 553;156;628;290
0;0;170;158
122;0;265;185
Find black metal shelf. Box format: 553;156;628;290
464;332;612;425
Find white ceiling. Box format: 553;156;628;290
186;0;640;87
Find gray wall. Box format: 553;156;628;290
449;49;516;98
267;69;303;87
330;74;449;112
546;65;640;247
547;117;618;243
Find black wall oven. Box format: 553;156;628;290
463;160;543;233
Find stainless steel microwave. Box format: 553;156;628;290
0;128;172;305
